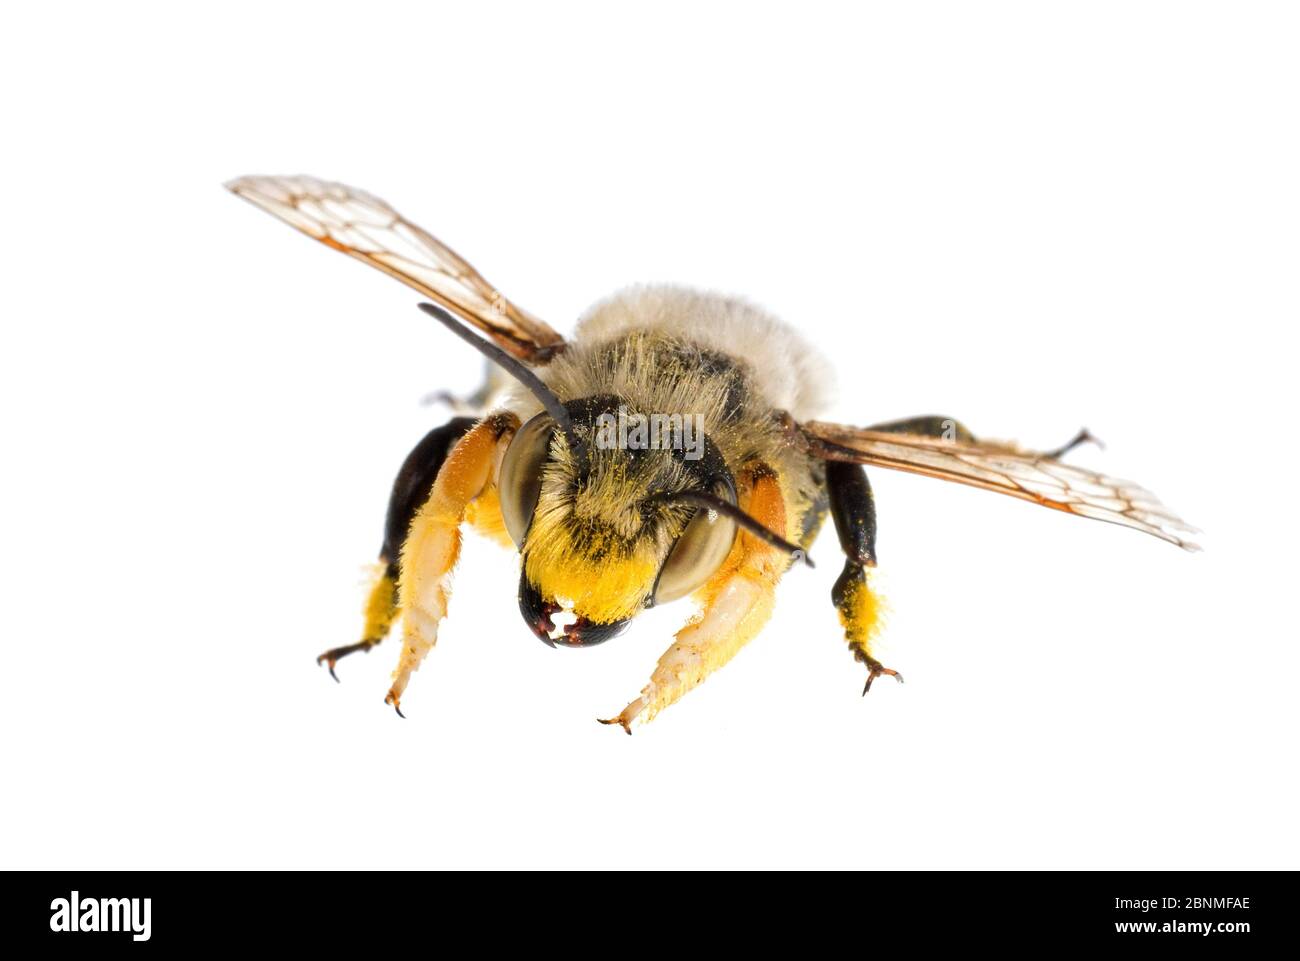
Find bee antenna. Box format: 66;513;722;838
650;490;814;568
417;302;585;460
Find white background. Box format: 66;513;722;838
2;2;1296;869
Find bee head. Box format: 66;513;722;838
415;302;810;649
501;397;741;646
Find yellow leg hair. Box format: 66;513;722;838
316;563;399;680
362;563;399;641
385;414;517;713
835;563;900;692
464;484;514;549
600;465;790;733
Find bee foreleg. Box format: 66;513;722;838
599;464;789;733
384;413;518;715
316;417;476;682
826;460;901;693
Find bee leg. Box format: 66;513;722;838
869;414;1100;461
866;414;977;442
420;358;503;414
827;461;902;694
316;417;477;682
317;562;398;681
1040;427;1102;460
384;413;518;715
598;464;789;733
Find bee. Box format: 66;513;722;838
227;175;1198;732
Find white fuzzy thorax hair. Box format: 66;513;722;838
567;285;836;420
495;285;836;421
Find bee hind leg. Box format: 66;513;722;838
599;463;790;733
827;461;902;694
869;414;1100;460
420;358;507;414
866;414;977;442
1040;427;1102;460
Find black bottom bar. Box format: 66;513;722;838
0;870;1287;951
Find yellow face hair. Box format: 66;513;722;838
524;540;659;624
523;440;689;623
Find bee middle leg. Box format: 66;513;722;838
599;464;790;733
826;460;901;693
316;416;476;681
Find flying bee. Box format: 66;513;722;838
227;175;1198;732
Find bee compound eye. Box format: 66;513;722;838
651;480;739;604
498;412;555;547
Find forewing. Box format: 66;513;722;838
797;420;1199;550
226;175;566;363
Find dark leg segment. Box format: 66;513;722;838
317;416;477;680
828;460;878;569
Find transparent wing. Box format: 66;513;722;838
795;420;1200;550
226;175;566;363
